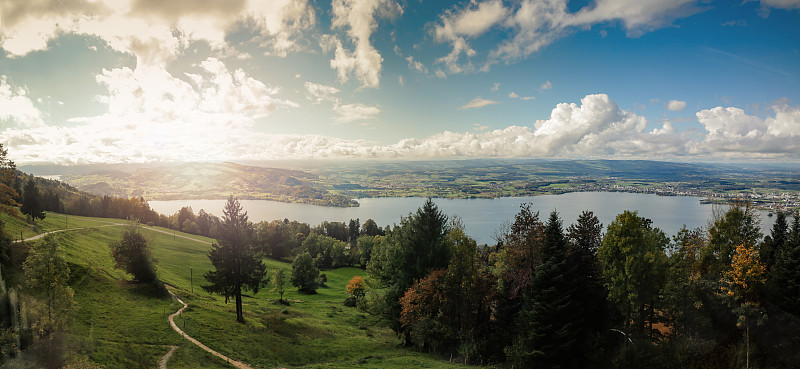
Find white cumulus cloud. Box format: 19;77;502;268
668;99;687;111
435;0;704;73
0;76;46;128
304;82;341;104
329;0;402;88
334;103;381;123
696;105;800;155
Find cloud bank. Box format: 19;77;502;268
4;86;798;163
0;0;315;66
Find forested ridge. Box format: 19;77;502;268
2;143;800;367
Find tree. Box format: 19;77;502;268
770;214;800;316
599;210;669;339
397;226;497;362
20;177;46;223
719;242;767;369
291;252;319;293
663;227;712;338
348;218;360;244
567;210;603;255
271;269;287;304
762;211;788;273
0;144;19;216
508;211;582;368
203;196;268;323
23;236;75;338
256;220;299;259
493;203;545;300
361;218;384;236
109;224;158;284
299;233;348;269
356;235;379;269
705;202;762;277
177;206;195;232
346;276;366;300
566;211;613;365
367;198;450;334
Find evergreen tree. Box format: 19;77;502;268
203;196;267;323
367;198;450;335
20;177;45;223
771;214;800;316
762;211;788;273
566;211;613;365
348;218;360;244
508;211;580;368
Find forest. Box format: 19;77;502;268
2;143;800;368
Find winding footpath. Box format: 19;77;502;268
16;220;250;368
165;287;253;369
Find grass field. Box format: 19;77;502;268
1;211;468;368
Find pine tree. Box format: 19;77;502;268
771;214;800;316
567;211;613;365
509;211;580;368
762;211;788;273
367;198;450;335
203;196;267;323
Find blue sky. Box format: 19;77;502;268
1;0;798;164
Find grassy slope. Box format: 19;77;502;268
2;212;467;368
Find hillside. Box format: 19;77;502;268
0;211;467;368
58;162;357;207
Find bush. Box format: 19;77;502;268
109;224;158;284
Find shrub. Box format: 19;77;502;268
109;224;158;284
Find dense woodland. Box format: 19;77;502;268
2;143;800;367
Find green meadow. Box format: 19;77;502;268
2;212;468;368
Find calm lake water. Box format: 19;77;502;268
149;192;776;245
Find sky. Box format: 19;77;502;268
1;0;799;165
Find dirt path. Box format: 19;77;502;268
15;222;125;243
166;288;253;369
159;346;178;369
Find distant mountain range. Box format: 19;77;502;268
40;162;357;207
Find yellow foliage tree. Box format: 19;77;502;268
718;242;766;369
719;243;766;303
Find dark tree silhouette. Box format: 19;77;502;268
203;196;267;323
21;177;46;223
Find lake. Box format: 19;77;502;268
148;192;776;245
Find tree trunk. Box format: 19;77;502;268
235;287;244;323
